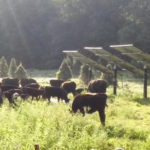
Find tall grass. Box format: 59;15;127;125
0;80;150;150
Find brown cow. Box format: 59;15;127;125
42;86;69;103
50;79;64;87
61;81;76;96
71;93;107;126
88;79;107;93
22;87;44;100
20;78;37;87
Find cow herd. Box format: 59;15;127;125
0;78;108;125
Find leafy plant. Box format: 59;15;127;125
0;56;9;77
8;58;17;78
56;60;72;80
15;63;27;79
79;64;92;84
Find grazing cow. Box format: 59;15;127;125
61;81;76;96
2;88;22;104
71;93;107;126
24;83;40;89
20;78;37;87
88;79;107;93
42;86;69;103
1;78;19;87
50;79;64;87
22;87;44;100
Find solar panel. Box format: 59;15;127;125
63;50;112;74
109;45;150;67
84;47;144;76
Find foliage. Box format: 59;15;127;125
15;63;27;79
8;58;18;78
56;60;72;80
102;72;114;86
79;64;92;84
0;56;9;77
0;0;149;69
72;60;82;77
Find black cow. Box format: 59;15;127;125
50;79;64;87
0;85;19;93
88;79;107;93
42;86;69;103
24;83;40;89
3;88;22;104
61;81;76;96
22;87;44;100
20;78;37;87
1;78;19;87
71;93;107;126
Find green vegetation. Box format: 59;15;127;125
0;77;150;150
8;58;18;78
79;64;92;84
56;60;72;80
15;63;27;79
0;56;9;77
0;0;150;69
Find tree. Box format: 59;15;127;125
0;56;9;77
72;60;82;77
15;63;27;79
8;58;17;78
56;60;72;80
79;64;92;84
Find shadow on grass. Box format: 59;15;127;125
133;97;150;105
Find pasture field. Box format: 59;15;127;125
0;76;150;150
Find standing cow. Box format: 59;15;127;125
61;81;76;96
50;79;64;87
1;78;19;87
42;86;69;103
71;93;107;126
88;79;107;93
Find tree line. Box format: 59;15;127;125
0;0;149;69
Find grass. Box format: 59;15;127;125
0;77;150;150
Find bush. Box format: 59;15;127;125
72;60;82;77
102;72;114;85
79;64;92;84
56;60;72;80
8;58;17;78
15;63;27;79
0;56;9;77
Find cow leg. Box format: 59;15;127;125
0;96;3;105
36;96;39;101
80;107;85;116
48;97;51;102
8;97;17;107
98;109;105;126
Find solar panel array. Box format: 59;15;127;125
63;45;150;77
63;50;113;75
